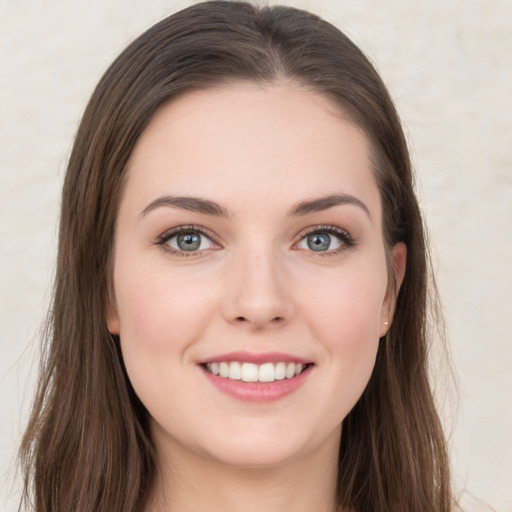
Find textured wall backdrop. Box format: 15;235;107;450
1;1;511;510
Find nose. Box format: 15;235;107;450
222;247;294;330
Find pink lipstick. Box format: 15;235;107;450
198;351;313;402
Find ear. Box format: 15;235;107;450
106;300;120;335
379;242;407;337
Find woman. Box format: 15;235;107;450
19;1;454;511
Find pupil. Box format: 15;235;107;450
178;232;201;251
307;233;330;251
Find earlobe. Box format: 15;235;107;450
380;242;407;336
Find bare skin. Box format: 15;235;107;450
148;422;340;512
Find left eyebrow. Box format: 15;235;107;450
288;194;371;220
140;195;232;218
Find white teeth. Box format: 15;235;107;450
241;362;259;382
258;363;275;383
205;361;308;382
228;361;241;380
219;362;229;378
275;362;286;380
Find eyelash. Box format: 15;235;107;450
155;224;355;257
294;225;356;256
156;225;219;258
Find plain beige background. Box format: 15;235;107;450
1;1;511;510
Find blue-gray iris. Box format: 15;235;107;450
307;233;330;251
178;232;202;251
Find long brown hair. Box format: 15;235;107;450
19;2;453;510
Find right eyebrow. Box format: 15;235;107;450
140;195;232;218
288;193;371;221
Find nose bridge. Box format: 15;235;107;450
224;239;293;329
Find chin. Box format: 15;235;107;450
204;439;306;470
199;420;341;470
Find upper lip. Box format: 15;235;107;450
197;351;313;365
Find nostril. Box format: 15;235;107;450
231;315;287;326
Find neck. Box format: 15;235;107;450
146;428;341;512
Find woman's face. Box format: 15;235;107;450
107;83;405;469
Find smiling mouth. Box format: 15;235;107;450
202;361;312;383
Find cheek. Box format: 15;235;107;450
114;264;214;343
112;263;219;396
113;265;219;417
297;261;387;397
302;262;387;340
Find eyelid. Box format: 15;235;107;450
293;224;355;253
156;225;221;256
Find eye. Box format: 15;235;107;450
157;226;218;255
298;232;342;252
296;226;353;253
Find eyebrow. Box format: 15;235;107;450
140;193;370;220
288;194;371;220
140;195;232;218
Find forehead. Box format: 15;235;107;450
124;82;381;221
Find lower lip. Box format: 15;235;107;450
201;365;313;403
